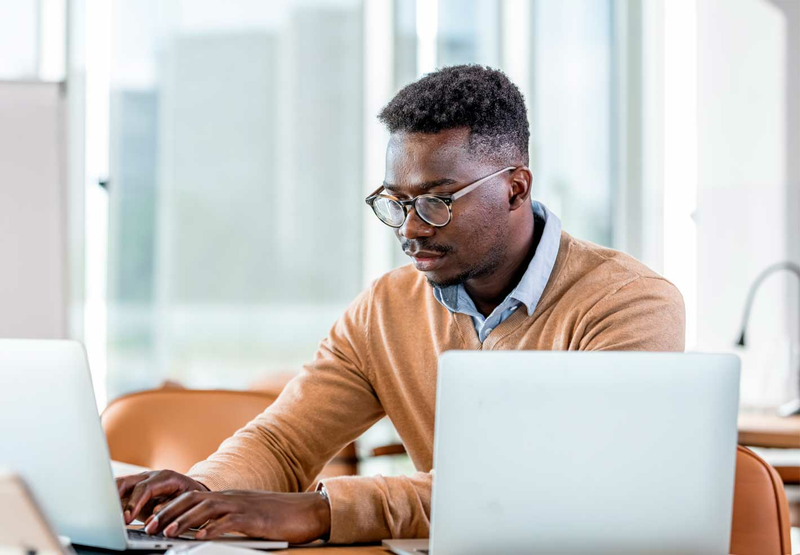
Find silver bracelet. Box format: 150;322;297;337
318;482;330;504
317;482;331;542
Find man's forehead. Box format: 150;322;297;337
387;128;470;160
384;129;479;189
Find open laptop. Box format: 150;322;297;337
384;351;741;555
0;339;288;551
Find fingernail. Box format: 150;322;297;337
165;523;177;537
196;530;206;540
124;510;131;524
145;518;158;535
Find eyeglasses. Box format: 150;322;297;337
365;166;516;228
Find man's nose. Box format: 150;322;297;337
399;207;435;240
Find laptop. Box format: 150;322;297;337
0;339;288;551
384;351;741;555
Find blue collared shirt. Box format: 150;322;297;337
432;201;562;342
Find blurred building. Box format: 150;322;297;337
107;4;363;398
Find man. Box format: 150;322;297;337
117;65;684;544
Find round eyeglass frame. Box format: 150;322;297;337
364;166;517;228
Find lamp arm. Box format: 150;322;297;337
736;261;800;346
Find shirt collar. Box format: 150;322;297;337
432;201;562;317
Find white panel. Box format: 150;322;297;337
696;0;791;406
0;0;38;79
765;0;800;347
0;82;67;339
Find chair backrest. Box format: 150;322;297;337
101;388;358;483
101;389;281;474
731;445;792;555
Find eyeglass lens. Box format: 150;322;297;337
373;196;450;227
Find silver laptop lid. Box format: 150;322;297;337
0;339;128;550
431;351;740;555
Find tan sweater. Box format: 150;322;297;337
188;231;685;543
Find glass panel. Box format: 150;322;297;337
438;0;500;67
106;0;363;398
530;0;613;246
394;0;417;89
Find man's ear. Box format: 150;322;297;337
508;167;533;210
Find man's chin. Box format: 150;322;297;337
419;257;502;289
423;270;470;289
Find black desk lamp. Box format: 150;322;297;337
736;261;800;417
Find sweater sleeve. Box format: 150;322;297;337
187;286;385;495
578;276;686;352
320;471;433;543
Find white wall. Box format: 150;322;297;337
0;81;68;339
696;0;797;406
768;0;800;344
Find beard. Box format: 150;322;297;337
424;241;506;288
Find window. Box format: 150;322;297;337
105;0;364;399
89;0;620;403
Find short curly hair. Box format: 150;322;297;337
378;65;529;165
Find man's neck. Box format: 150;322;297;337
464;216;538;317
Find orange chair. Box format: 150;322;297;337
101;388;358;484
731;445;792;555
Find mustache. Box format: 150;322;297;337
401;239;453;255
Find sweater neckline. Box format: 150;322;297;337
452;232;573;350
453;300;530;350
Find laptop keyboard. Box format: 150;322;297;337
128;527;199;540
128;528;168;540
128;526;280;544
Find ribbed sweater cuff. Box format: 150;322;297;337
319;475;388;544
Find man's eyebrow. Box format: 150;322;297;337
382;178;457;192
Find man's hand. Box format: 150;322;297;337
116;470;210;525
142;490;332;544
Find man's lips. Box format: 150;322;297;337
405;250;448;271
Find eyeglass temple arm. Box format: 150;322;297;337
365;184;385;203
451;166;517;201
366;166;518;203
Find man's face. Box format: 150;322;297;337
383;128;512;288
